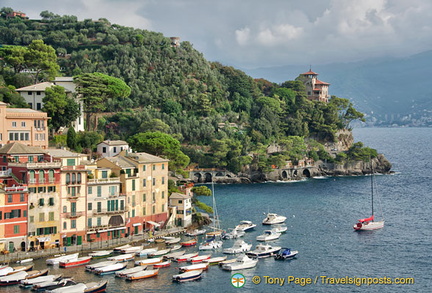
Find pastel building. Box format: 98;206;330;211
15;77;84;132
299;70;330;103
97;151;169;235
168;192;192;227
96;140;130;158
0;102;49;149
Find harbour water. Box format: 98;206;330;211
3;127;430;292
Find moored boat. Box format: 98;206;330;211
222;228;245;239
234;220;256;232
16;258;34;264
0;271;28;286
221;255;258;271
135;248;158;257
172;269;203;282
107;253;134;262
174;252;199;262
46;253;79;266
93;262;128;275
120;246;143;254
223;240;252;254
246;243;281;258
25;269;49;279
274;248;298;260
180;239;197;247
164;237;181;245
168;244;181;251
272;225;288;233
8;264;34;274
0;266;13;276
262;213;287;225
113;244;131;252
46;280;107;293
163;250;185;260
20;274;61;288
189;254;211;263
185;229;206;237
198;238;223;250
126;269;159;281
85;261;116;272
256;229;282;241
147;248;171;258
134;257;162;266
60;256;92;268
203;256;227;265
31;278;76;292
153;260;171;268
178;263;208;273
88;250;113;259
115;266;147;278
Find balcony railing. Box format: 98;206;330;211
92;208;128;215
64;211;84;218
5;186;28;192
87;178;121;184
8;162;62;169
0;169;12;177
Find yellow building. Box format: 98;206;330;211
97;151;169;235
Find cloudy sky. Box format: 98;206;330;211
4;0;432;69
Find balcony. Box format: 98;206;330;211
66;194;80;201
0;169;12;177
8;162;61;169
5;186;28;192
87;178;121;184
61;165;86;171
64;211;84;218
108;193;126;198
92;208;128;215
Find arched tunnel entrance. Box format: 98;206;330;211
303;169;311;178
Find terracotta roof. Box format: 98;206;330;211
0;142;45;155
126;152;169;163
301;70;318;75
315;79;330;85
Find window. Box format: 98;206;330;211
120;200;124;210
2;156;6;163
162;191;165;199
162;177;165;184
12;122;17;127
7;194;13;203
109;186;116;196
39;170;44;183
142;207;146;215
39;213;45;222
88;218;92;227
88;203;92;211
21;122;26;127
72;173;76;184
142;193;146;201
152;192;155;202
152;165;155;171
63;222;67;229
49;212;54;221
132;179;136;191
63;206;67;213
27;92;32;95
152;206;155;214
66;173;70;184
162;164;165;170
48;170;55;183
97;186;102;197
88;186;92;194
97;202;101;212
142;165;146;172
49;197;54;206
66;159;75;166
143;179;146;187
48;186;56;192
113;147;117;153
102;171;108;179
178;200;183;204
29;216;34;223
97;217;101;226
28;156;34;163
71;219;76;229
36;103;41;110
152;178;155;186
36;91;41;95
77;173;81;184
132;209;135;217
102;147;106;153
38;198;44;206
162;204;165;212
14;225;20;234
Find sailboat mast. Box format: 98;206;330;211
370;160;374;221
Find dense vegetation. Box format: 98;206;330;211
0;8;371;175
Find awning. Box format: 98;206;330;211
146;221;161;227
37;237;51;242
133;223;141;227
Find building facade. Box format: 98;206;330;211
96;140;130;158
0;102;50;149
299;70;330;103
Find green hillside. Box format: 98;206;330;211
0;8;372;175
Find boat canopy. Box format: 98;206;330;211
358;215;374;223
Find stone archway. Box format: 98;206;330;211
303;169;311;178
204;173;213;183
194;173;202;182
282;170;288;179
20;241;26;252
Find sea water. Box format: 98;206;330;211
3;128;430;293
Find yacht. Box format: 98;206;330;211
262;213;287;225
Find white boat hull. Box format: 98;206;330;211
353;220;385;231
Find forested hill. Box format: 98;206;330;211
0;8;374;175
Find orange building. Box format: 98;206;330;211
0;102;50;149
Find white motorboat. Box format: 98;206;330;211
134;257;162;266
115;266;147;278
198;238;223;250
188;254;212;263
256;229;282;241
234;220;257;232
93;262;128;275
223;240;252;254
222;228;245;239
272;225;288;233
46;253;79;266
169;244;182;251
203;256;227;265
126;269;159;281
262;213;287;225
274;248;299;260
135;248;158;257
0;266;13;276
148;248;171;258
172;269;203;282
113;244;131;252
163;250;185;260
46;280;107;293
246;243;282;258
221;255;258;271
164;237;181;245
